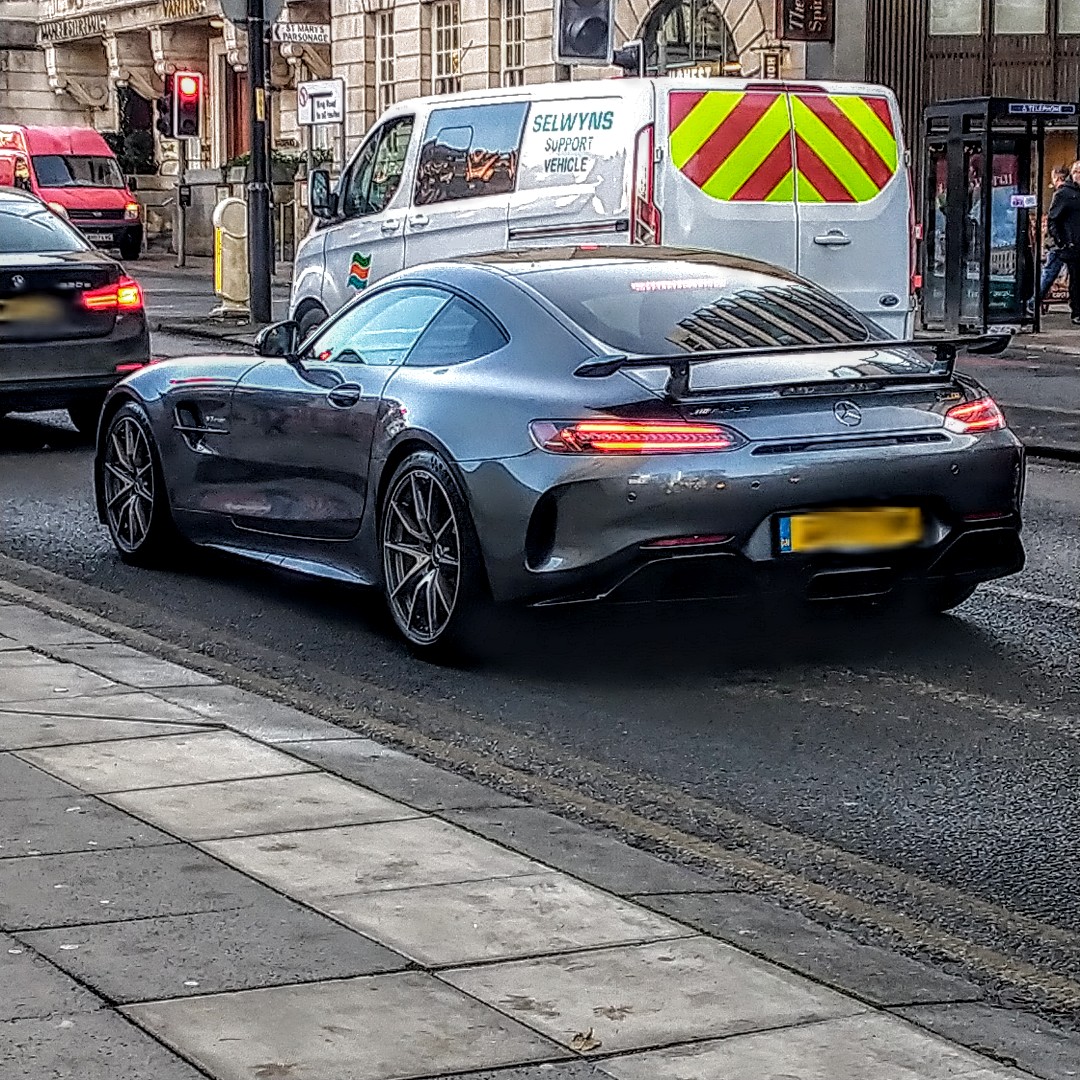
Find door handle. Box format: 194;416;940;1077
409;213;429;228
327;383;362;408
813;230;852;247
380;219;399;235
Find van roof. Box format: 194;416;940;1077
0;125;113;156
375;76;899;118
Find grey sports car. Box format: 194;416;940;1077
94;247;1025;657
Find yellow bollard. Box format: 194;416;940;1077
211;197;250;316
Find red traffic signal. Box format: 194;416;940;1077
172;70;203;139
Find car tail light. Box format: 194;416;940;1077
944;397;1006;434
530;420;739;454
124;201;141;221
80;275;144;312
907;166;918;296
631;124;661;245
115;362;145;373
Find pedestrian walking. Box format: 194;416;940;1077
1047;160;1080;324
1029;165;1070;313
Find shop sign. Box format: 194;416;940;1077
776;0;834;43
273;23;332;44
160;0;208;20
39;13;106;43
1007;102;1077;116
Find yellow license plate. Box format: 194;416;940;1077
779;507;923;554
0;296;61;322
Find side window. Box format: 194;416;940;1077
341;116;414;218
414;102;527;206
406;297;508;366
306;286;451;367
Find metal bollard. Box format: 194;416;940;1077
211;197;250;317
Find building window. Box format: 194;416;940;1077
993;0;1047;33
928;0;982;34
1062;0;1080;32
640;0;737;77
502;0;525;87
432;0;461;95
376;10;395;114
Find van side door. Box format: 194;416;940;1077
509;95;638;246
404;101;527;268
658;83;798;268
320;115;416;318
790;87;910;336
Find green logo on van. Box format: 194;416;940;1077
347;252;371;290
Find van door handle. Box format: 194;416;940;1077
327;383;362;408
409;213;429;228
813;230;852;247
380;219;399;235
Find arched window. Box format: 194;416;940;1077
641;0;738;76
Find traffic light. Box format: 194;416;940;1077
612;39;644;77
155;74;174;138
172;70;203;140
554;0;613;65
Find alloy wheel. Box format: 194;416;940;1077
383;468;462;646
103;416;156;553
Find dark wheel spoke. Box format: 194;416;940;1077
383;466;463;647
104;416;156;554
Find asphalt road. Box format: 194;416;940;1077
3;329;1080;1025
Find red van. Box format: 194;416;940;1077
0;125;143;260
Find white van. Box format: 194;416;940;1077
292;76;914;338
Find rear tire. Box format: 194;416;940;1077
100;402;184;567
68;397;105;438
923;581;978;614
379;450;490;662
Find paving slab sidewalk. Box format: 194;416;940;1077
0;597;1074;1080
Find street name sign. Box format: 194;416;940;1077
297;79;345;126
273;22;331;44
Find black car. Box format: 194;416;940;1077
0;187;150;435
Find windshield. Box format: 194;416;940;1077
0;206;89;253
32;154;125;189
523;262;886;356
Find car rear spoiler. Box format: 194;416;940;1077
573;334;1011;401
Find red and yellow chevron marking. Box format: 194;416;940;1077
669;90;898;205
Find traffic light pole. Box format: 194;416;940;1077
246;0;273;324
175;137;187;270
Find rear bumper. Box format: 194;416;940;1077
0;318;150;412
462;433;1026;605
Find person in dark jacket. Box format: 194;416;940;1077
1047;161;1080;323
1029;165;1070;313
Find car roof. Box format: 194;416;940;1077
447;246;805;285
0;186;49;213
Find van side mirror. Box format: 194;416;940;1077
127;176;138;192
309;168;335;219
255;320;299;358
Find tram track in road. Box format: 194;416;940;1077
3;545;1080;1025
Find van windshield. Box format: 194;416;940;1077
522;262;885;356
32;155;125;189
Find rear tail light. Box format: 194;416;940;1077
124;201;141;221
530;420;740;454
80;275;144;313
944;397;1006;434
115;362;145;373
631;124;661;245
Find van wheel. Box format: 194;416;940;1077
68;396;106;438
119;237;141;261
297;304;327;339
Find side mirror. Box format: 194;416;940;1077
309;168;335;219
255;320;300;358
127;176;138;192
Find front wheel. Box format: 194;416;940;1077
100;402;182;566
296;304;327;340
119;236;141;261
380;451;489;661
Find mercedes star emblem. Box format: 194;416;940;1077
834;400;863;427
